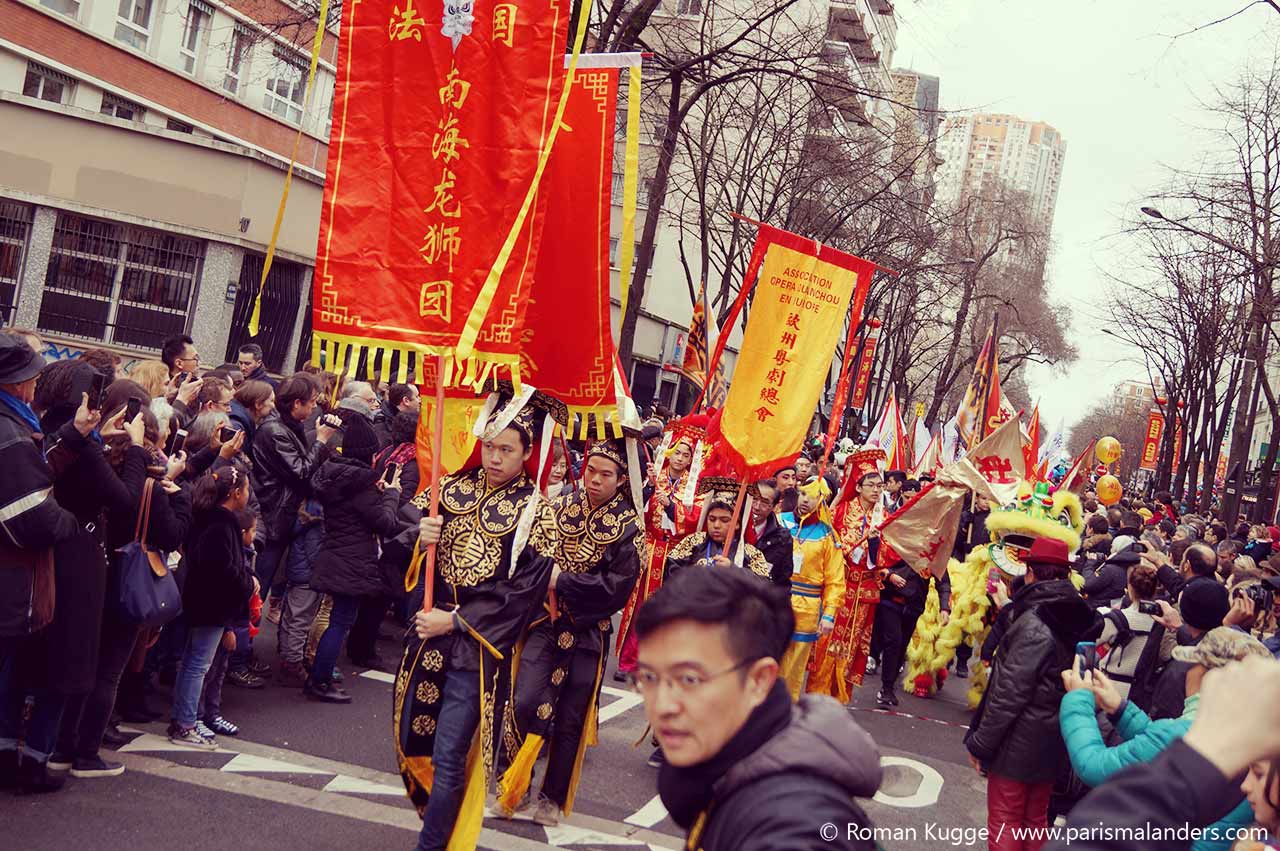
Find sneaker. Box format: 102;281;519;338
955;663;969;679
70;756;125;778
194;720;217;742
876;689;898;708
278;661;308;688
646;747;666;768
350;655;390;673
303;679;352;704
102;724;130;749
866;658;878;675
206;716;240;736
168;725;217;751
226;669;266;689
612;670;630;684
46;753;72;772
17;758;66;794
247;658;272;678
532;795;560;827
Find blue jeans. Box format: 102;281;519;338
0;645;67;762
311;593;359;686
170;626;223;729
416;669;482;851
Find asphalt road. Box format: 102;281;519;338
6;619;989;850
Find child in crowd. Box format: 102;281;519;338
194;508;258;739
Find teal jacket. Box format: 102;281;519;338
1059;690;1254;851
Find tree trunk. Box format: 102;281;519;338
617;72;683;374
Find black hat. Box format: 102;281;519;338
1179;578;1231;632
339;409;380;464
0;333;44;385
586;438;627;473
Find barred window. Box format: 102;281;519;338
22;63;74;104
38;212;203;350
225;252;303;372
0;201;33;325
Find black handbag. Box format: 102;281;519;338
114;478;182;626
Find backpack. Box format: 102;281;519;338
1099;608;1165;712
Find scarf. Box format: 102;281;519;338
0;389;41;434
658;679;793;829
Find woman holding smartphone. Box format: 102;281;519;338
305;411;406;702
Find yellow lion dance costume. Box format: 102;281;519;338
904;481;1084;708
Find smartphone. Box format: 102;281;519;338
219;426;239;444
125;396;142;422
1075;641;1098;673
87;371;107;410
381;462;400;486
175;371;190;386
171;428;188;456
1137;600;1161;616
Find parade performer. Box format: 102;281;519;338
394;395;559;851
496;437;641;826
614;414;708;678
777;476;846;699
662;480;773;580
806;450;885;701
904;481;1084;707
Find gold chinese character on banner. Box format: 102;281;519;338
388;0;427;41
432;115;470;163
493;3;516;46
424;170;461;218
419;280;453;321
439;65;471;109
421;223;461;271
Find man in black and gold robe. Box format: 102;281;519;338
394;400;558;851
495;438;641;826
664;489;774;581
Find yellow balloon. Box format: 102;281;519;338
1096;436;1122;465
1097;474;1123;506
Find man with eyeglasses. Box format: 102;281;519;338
495;437;641;827
634;567;882;851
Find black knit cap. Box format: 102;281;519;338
339;409;380;464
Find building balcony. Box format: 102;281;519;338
828;0;870;47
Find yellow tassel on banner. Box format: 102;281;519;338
616;64;642;321
456;0;596;357
248;0;332;336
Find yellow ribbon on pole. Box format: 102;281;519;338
616;64;642;321
456;0;596;357
248;0;332;337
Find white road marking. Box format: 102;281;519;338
599;691;644;723
543;823;677;848
873;755;944;808
220;753;327;775
623;794;668;828
600;685;634;699
323;774;406;795
359;669;396;684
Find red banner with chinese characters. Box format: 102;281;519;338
718;236;874;480
850;329;880;409
520;62;621;434
1140;409;1164;472
312;0;575;386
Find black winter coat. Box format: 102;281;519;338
1081;549;1138;605
0;405;84;639
252;411;331;541
30;436;146;694
183;506;255;627
753;514;796;589
965;578;1101;783
699;696;882;851
309;456;405;598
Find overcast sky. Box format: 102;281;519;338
892;0;1278;443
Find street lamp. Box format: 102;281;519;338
1140;206;1165;220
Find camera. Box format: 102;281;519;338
1234;582;1275;614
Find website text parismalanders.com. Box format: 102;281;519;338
818;821;1271;846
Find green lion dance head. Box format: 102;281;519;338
982;481;1083;585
